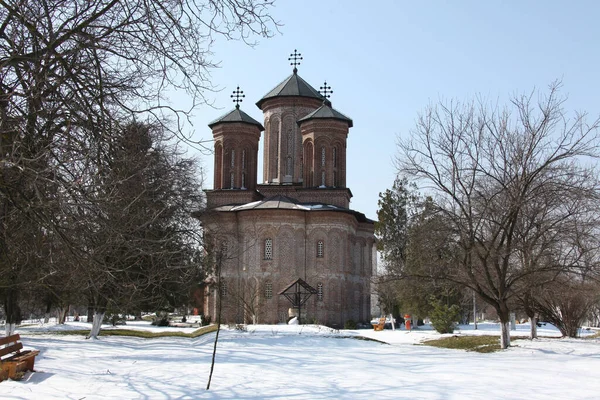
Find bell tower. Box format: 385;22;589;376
298;82;352;188
209;86;263;191
256;50;323;185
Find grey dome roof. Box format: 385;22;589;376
256;71;324;109
208;106;264;130
297;101;353;127
212;195;373;223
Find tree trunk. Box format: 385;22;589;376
4;290;22;327
44;301;52;324
57;306;69;324
88;311;105;339
498;306;511;349
87;297;94;323
529;316;538;339
5;323;16;336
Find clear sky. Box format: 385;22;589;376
177;0;600;220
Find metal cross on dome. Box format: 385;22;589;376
320;81;333;98
231;86;245;108
288;49;303;72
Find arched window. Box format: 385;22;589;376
321;147;326;167
317;283;323;301
264;238;273;260
317;240;324;258
333;147;337;167
231;149;235;168
265;282;273;299
332;146;339;187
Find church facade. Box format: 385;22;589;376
199;59;376;328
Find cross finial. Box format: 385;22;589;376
288;49;302;73
231;86;245;108
320;81;333;99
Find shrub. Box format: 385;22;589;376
151;312;170;326
429;298;460;334
344;319;357;329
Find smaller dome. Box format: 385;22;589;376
208;106;264;130
296;102;353;127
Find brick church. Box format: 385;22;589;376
199;53;376;327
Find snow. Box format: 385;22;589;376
2;321;599;399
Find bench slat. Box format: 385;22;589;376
0;334;21;347
3;350;39;362
0;342;23;359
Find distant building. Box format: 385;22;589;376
198;57;375;327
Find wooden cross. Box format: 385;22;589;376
320;81;333;98
231;86;245;107
288;49;303;71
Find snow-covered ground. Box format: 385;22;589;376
2;321;599;399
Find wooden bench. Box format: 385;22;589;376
372;317;387;331
0;334;40;381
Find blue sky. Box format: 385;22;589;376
178;1;600;220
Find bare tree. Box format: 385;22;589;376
76;122;204;339
396;82;600;348
0;0;276;331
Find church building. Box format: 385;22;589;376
199;52;376;328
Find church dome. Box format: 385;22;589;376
296;100;353;127
208;105;264;130
256;70;324;109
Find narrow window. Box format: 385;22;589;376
265;282;273;299
333;147;337;167
321;171;325;186
317;283;323;301
317;240;324;258
220;280;227;297
230;172;235;188
321;147;326;167
242;149;246;170
264;238;273;260
241;172;246;189
231;149;235;168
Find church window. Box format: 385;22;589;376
264;238;273;260
230;172;235;188
242;149;246;170
321;147;326;167
317;283;323;301
333;147;337;167
241;172;246;189
321;171;326;186
265;282;273;299
220;280;227;297
317;240;324;258
231;149;235;168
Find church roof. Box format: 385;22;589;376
208;106;264;130
256;71;324;109
213;195;373;223
296;100;353;127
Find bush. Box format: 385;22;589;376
429;298;460;334
344;319;357;329
151;312;170;326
